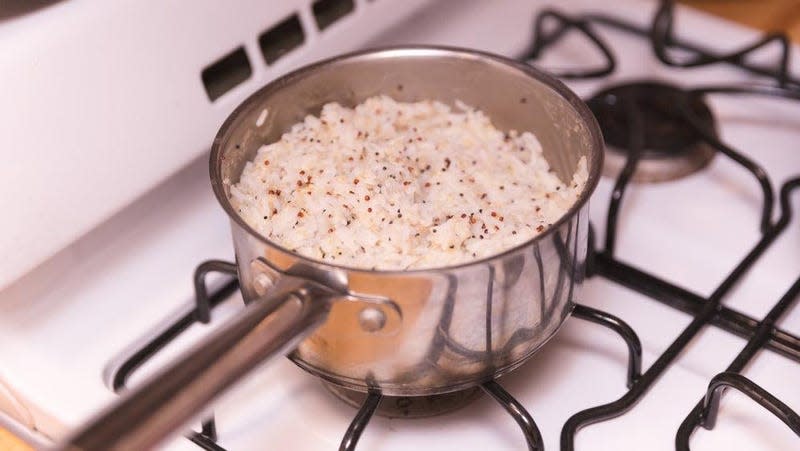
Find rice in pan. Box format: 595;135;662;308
229;96;587;270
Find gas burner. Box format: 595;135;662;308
324;384;482;418
587;81;717;183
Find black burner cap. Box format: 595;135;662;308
586;81;715;158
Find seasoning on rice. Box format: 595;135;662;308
229;96;587;270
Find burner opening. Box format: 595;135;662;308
324;383;482;418
587;81;717;183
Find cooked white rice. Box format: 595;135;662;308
229;96;587;270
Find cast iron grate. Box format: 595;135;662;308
522;1;800;449
111;258;643;451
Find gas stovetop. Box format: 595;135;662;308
1;1;799;450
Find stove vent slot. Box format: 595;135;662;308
312;0;355;31
201;47;252;101
259;14;305;65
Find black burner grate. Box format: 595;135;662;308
521;1;800;449
108;1;800;449
111;259;645;451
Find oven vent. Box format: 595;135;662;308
259;14;305;65
201;47;253;101
312;0;355;30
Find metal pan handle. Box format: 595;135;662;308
59;274;333;451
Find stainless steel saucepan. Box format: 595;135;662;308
62;46;603;450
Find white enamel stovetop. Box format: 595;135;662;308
1;1;799;450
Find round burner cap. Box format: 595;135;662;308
587;81;717;183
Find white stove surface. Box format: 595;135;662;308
2;1;799;450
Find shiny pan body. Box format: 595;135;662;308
213;46;603;395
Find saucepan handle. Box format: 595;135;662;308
59;275;332;451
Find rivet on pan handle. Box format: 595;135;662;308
250;257;402;334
